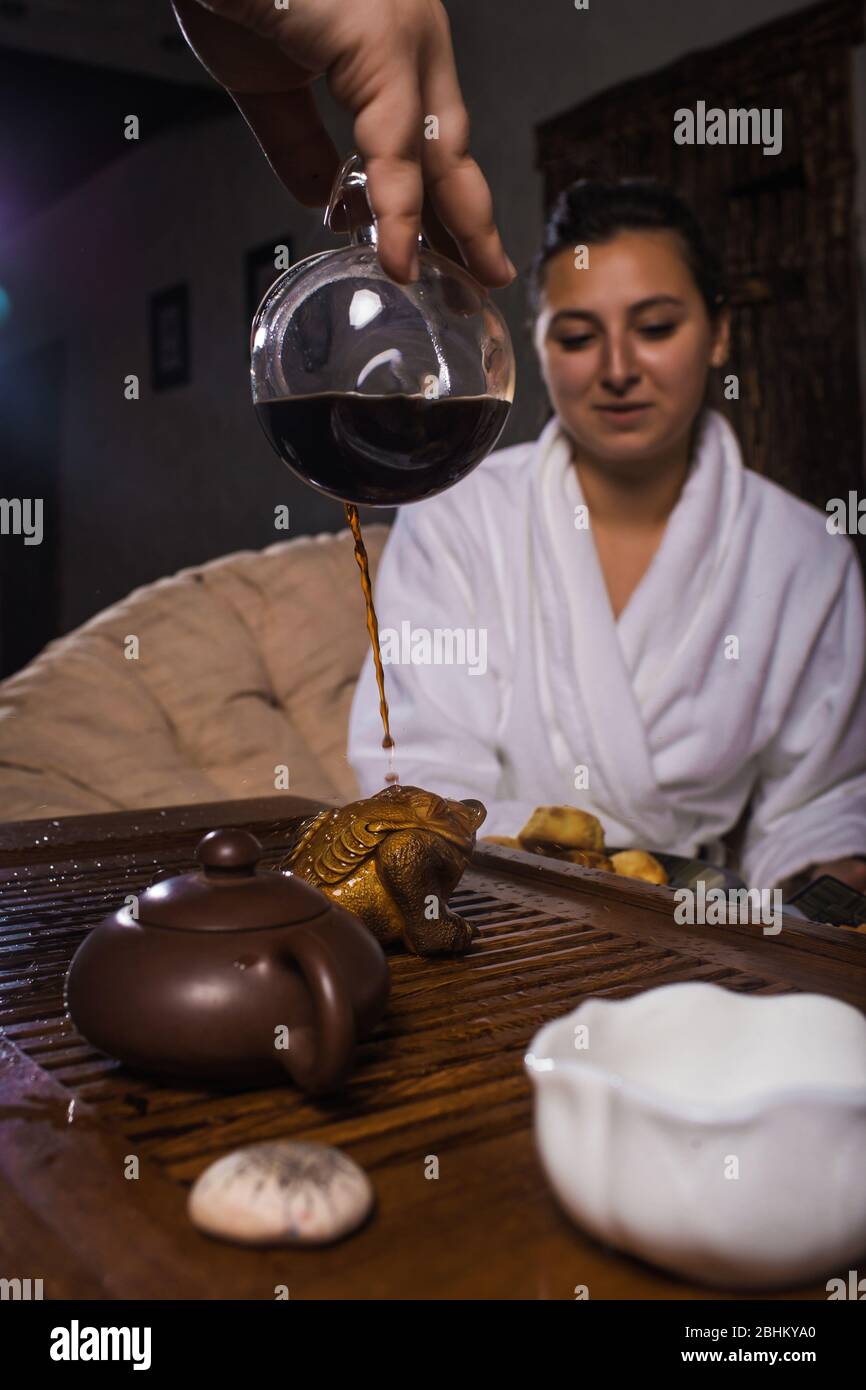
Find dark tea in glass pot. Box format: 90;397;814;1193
250;151;515;507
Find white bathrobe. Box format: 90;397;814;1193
347;408;866;889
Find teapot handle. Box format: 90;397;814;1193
276;926;356;1095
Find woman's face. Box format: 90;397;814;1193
533;229;730;470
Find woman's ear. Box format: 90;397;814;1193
709;306;731;368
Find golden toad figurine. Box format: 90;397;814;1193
281;785;486;955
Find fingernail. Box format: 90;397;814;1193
503;255;518;281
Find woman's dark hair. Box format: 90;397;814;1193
526;177;727;326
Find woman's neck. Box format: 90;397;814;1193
571;426;695;530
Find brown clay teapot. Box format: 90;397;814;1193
65;828;390;1095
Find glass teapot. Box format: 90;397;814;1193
250;152;515;507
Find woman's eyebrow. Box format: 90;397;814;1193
549;295;686;328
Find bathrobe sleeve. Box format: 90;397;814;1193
347;496;540;838
739;544;866;889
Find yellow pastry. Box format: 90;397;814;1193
609;849;668;885
518;806;605;853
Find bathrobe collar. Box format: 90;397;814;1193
527;408;745;845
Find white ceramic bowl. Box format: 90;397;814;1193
525;982;866;1289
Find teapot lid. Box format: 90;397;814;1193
136;829;331;932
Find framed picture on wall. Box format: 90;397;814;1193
149;283;190;391
245;236;292;345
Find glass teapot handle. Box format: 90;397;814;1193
325;150;427;251
276;925;356;1094
325;151;377;246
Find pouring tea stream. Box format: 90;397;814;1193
250;151;515;779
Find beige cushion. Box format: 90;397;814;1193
0;524;389;821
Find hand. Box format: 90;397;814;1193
172;0;516;287
808;857;866;892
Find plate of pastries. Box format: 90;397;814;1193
482;805;747;892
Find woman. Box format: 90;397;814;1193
348;179;866;893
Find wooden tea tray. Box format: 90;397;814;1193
1;795;864;1299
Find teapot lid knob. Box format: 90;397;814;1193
196;828;262;875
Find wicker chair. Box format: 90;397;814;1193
0;525;390;821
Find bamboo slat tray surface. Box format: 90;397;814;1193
1;794;864;1300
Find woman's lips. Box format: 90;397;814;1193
594;403;654;425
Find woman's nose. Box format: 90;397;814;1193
600;335;640;392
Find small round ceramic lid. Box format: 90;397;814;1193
135;828;331;932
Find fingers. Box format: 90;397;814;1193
174;0;516;288
347;27;515;288
426;157;516;288
420;189;465;267
350;68;426;285
419;14;516;288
